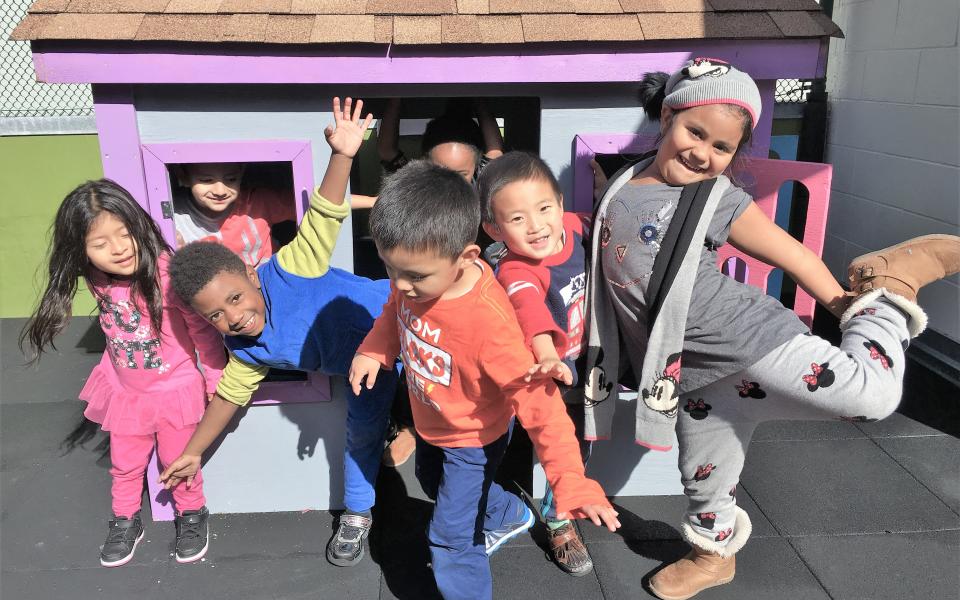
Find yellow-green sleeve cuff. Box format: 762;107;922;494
275;188;349;277
216;353;270;407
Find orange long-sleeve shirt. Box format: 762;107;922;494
358;262;610;515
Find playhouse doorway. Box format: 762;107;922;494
349;96;541;280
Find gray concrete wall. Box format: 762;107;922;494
825;0;960;341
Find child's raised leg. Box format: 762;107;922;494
652;281;926;599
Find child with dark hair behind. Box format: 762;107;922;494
478;151;594;576
349;160;619;600
160;97;396;569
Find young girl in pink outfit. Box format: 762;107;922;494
21;179;226;567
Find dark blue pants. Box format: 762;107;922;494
343;368;396;513
415;432;525;600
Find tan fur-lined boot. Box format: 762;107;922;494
848;235;960;301
648;507;751;600
648;547;735;600
843;234;960;338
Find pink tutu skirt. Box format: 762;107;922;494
79;356;207;436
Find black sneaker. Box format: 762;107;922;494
100;512;145;567
174;506;209;564
326;511;372;567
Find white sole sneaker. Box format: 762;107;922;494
175;529;209;564
100;529;145;568
486;506;535;556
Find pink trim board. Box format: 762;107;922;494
572;133;832;328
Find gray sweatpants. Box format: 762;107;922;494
677;295;910;553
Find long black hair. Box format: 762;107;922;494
20;179;171;363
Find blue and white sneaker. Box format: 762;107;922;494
485;505;535;556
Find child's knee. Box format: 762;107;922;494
844;383;901;422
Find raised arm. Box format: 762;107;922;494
321;96;373;206
728;201;850;317
474;99;504;159
275;97;373;278
377;97;402;163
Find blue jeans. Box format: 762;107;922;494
343;367;396;513
415;432;525;600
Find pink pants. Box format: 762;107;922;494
109;423;205;517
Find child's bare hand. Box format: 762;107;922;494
524;358;573;385
325;97;373;159
159;454;201;490
349;353;382;395
558;504;621;532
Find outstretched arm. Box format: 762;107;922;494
350;194;378;210
158;354;267;488
159;394;239;489
728;202;849;317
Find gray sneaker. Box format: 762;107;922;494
485;505;535;555
326;511;372;567
100;512;145;567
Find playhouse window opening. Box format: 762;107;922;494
349;96;541;280
167;160;305;384
168;161;298;252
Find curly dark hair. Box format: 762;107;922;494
169;241;247;305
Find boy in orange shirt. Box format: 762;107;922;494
349;160;619;600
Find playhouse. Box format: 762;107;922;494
13;0;841;518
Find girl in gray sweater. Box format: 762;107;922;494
582;58;960;600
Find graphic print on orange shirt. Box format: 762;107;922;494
397;307;450;413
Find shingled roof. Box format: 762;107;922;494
11;0;841;45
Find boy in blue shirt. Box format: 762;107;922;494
160;97;393;567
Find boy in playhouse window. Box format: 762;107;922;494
172;162;298;268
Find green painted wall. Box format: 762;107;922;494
0;134;103;318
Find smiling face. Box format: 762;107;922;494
650;104;747;186
85;212;139;277
181;163;246;218
379;244;479;304
485;177;565;261
428;142;478;182
190;267;267;337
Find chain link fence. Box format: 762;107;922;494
775;79;813;104
2;0;93;118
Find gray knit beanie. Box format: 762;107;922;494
664;58;762;129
